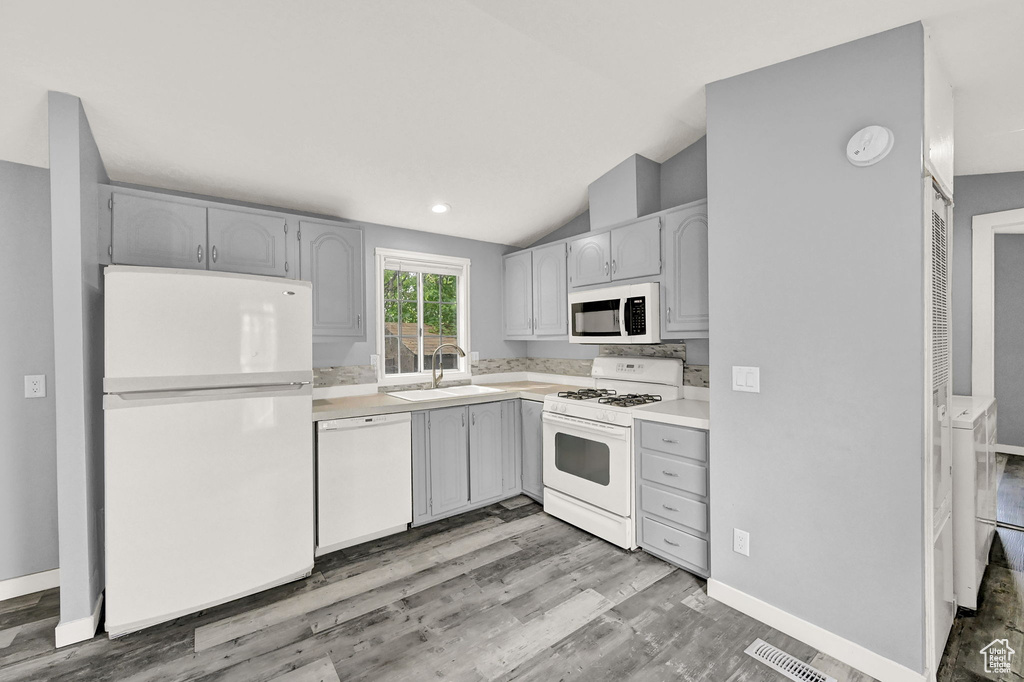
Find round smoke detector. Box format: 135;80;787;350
846;126;894;167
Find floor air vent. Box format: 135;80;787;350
744;639;837;682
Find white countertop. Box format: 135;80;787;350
631;398;710;430
312;381;579;422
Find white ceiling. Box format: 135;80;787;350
1;1;1021;246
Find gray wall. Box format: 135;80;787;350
49;91;109;624
706;23;926;673
313;224;527;368
0;161;58;582
529;210;590;248
995;234;1024;447
950;171;1024;396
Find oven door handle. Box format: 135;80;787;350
542;411;630;440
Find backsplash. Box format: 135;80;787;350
313;342;707;389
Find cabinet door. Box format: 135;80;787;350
299;221;365;339
521;400;544;500
611;217;661;281
501;401;521;497
532;243;567;336
111;193;207;269
411;411;431;526
207;208;288;278
662;202;709;336
503;251;533;336
469;402;504;504
428;407;469;516
568;232;611;288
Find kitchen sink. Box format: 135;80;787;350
390;385;505;402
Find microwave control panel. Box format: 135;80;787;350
625;297;647;335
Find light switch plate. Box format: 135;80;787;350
732;366;760;393
24;374;46;398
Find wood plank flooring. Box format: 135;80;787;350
0;498;874;682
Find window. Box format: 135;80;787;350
375;248;471;384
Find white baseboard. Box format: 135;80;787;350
996;443;1024;457
0;568;59;601
55;592;103;648
707;580;926;682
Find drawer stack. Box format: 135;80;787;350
635;420;709;577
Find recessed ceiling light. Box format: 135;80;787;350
431;203;451;214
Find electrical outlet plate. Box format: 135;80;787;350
733;528;750;556
369;355;379;369
24;374;46;398
471;351;480;364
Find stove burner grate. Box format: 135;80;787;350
598;393;664;407
556;388;616;401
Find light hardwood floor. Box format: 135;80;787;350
0;498;875;681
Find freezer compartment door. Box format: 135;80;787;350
104;266;312;388
104;388;314;636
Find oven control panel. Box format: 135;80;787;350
614;362;644;374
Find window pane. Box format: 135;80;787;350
440;336;459;369
398;337;419;373
399;298;419;333
440;304;457;336
423;302;440;336
384;300;398;324
399;272;418;301
383;269;399;299
423;335;441;370
441;275;457;302
423;273;439;302
383;334;400;375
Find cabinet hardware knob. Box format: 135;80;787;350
604;262;609;274
212;245;218;263
357;313;361;328
662;504;678;512
197;244;203;263
662;438;678;444
612;259;616;274
664;539;680;547
662;470;679;477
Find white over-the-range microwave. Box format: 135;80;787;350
568;282;660;344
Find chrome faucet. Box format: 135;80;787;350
431;343;466;388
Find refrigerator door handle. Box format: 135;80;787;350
105;382;311;409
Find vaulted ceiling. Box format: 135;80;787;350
1;1;1020;246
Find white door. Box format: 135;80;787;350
105;266;312;389
542;412;631;516
104;385;314;636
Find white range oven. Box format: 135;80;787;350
542;357;684;549
568;282;660;344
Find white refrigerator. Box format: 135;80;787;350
103;266;315;637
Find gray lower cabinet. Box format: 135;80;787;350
503;251;534;336
610;216;661;281
520;399;544;501
568;232;611;287
469;403;504;502
298;220;365;340
661;200;709;337
427;406;470;517
636;420;709;577
111;192;208;269
207;207;289;278
412;400;520;526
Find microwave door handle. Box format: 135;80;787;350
620;297;628;338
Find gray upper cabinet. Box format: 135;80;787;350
610;216;661;281
503;251;534;336
469;402;504;503
661;201;709;337
111;193;208;270
532;243;567;336
568;232;611;288
207;208;289;278
428;406;470;516
299;221;365;340
521;399;543;501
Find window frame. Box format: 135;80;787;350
374;247;472;386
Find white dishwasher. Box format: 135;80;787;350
316;412;412;556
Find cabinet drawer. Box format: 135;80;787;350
640;485;707;534
641;452;707;496
642;517;708;571
640;422;706;461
